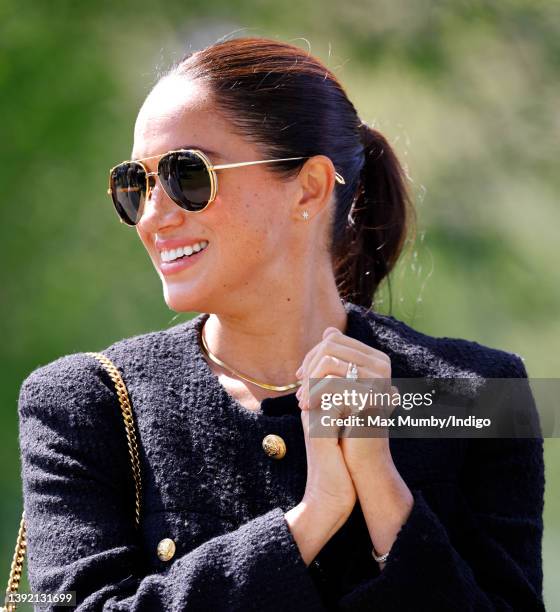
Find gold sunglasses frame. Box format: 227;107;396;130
107;148;346;225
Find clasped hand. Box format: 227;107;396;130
295;326;399;476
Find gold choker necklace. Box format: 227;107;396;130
199;320;302;392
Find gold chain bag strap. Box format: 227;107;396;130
2;352;142;612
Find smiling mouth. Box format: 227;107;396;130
160;240;210;263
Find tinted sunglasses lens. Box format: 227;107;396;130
110;162;146;225
159;151;212;212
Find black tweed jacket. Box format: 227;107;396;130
17;300;545;611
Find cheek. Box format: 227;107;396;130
215;213;266;268
208;190;279;255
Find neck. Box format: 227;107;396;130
201;293;348;391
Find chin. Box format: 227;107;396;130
163;290;201;313
161;284;212;314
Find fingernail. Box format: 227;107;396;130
296;366;303;378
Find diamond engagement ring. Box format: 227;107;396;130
346;362;359;380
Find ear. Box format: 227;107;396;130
292;155;338;222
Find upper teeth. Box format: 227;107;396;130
161;240;209;262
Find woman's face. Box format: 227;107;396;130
131;76;324;315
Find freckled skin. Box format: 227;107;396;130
132;75;339;320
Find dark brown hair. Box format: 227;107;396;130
162;37;415;309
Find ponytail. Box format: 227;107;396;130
333;121;415;309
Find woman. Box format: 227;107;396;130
18;37;545;611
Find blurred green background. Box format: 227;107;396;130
1;0;558;607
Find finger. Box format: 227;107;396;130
308;367;376;414
299;346;389;409
297;326;390;379
299;369;341;411
318;331;392;366
305;372;345;412
387;385;401;416
301;378;343;440
359;376;397;418
304;344;365;385
301;346;392;394
303;359;386;412
305;340;391;387
323;326;342;339
296;340;323;379
305;336;365;379
296;326;367;378
297;327;341;378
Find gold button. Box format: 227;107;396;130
262;434;287;459
157;537;176;562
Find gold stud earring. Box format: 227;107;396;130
302;210;309;220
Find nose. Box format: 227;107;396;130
138;172;182;230
146;172;157;198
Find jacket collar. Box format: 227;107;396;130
175;300;391;418
172;299;480;420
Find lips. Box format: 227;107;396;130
158;241;209;277
155;237;209;252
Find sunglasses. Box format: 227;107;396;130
107;148;346;226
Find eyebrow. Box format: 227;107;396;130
130;145;222;162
